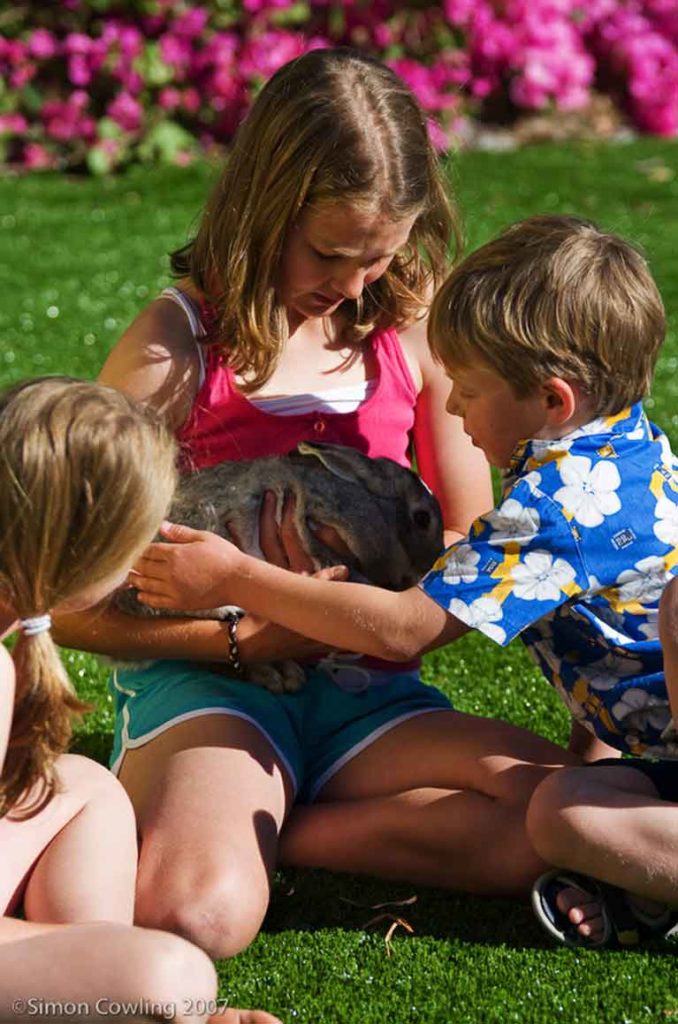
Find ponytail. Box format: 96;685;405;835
0;376;177;818
1;623;89;818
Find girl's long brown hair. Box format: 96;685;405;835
172;47;459;392
0;377;177;818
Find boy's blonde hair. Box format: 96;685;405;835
0;377;177;818
429;215;666;415
172;47;458;392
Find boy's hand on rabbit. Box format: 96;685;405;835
132;521;243;611
260;490;350;572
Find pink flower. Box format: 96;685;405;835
159;32;193;71
158;87;181;111
239;31;311;81
68;54;91;87
0;113;27;135
182;88;201;114
23;143;55;170
173;7;209;38
10;65;36;89
107;92;143;133
28;29;58;60
64;32;92;56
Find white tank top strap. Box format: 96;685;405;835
248;379;378;416
160;286;207;389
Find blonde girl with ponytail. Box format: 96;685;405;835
0;377;279;1024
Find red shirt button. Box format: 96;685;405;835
313;419;326;434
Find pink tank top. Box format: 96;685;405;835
177;325;418;471
172;298;423;680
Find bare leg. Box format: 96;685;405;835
119;715;294;959
0;754;137;922
527;765;678;941
281;710;580;896
0;920;282;1024
0;755;280;1024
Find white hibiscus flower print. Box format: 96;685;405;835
638;611;660;641
581;653;645;692
448;596;506;644
487;499;540;548
615;555;669;606
653;496;678;547
611;687;671;734
511;550;577;603
657;432;674;465
553;455;621;528
521;470;543;495
442;544;481;585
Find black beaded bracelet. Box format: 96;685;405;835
224;610;243;675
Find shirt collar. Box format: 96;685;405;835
508;402;648;475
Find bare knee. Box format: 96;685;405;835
101;924;218;1013
136;861;270;960
526;767;598;866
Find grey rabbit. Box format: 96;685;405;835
116;440;443;692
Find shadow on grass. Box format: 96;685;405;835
67;731;677;958
264;868;678;956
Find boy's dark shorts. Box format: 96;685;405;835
594;757;678;803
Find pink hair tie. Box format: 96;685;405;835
20;614;52;637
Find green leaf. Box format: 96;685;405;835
97;117;124;141
137;119;196;164
270;2;310;27
86;143;115;176
136;40;175;88
19;84;43;117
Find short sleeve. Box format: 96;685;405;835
420;479;590;646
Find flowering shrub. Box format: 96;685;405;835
0;1;676;172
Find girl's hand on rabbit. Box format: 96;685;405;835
260;490;350;572
238;612;335;663
132;521;243;611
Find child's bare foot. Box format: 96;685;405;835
533;870;674;948
209;1011;282;1024
556;885;668;942
554;884;606;941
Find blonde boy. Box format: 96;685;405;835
133;215;677;763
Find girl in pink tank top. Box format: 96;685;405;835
80;51;544;971
177;319;417;470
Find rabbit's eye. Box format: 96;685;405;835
413;510;431;529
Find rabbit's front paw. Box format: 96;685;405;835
245;660;307;693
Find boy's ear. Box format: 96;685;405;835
541;377;577;426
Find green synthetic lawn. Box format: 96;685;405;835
1;139;677;1022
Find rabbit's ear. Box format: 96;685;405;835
296;441;374;486
295;441;401;497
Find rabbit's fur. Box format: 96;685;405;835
116;441;443;692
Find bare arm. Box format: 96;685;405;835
134;524;469;661
567;719;621;762
52;597;330;664
400;316;493;545
54;299;325;665
0;645;15;780
659;576;678;723
0;604;17;777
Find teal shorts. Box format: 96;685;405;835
109;660;452;803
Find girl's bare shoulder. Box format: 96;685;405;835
98;293;202;430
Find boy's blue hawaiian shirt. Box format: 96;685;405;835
421;403;678;758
